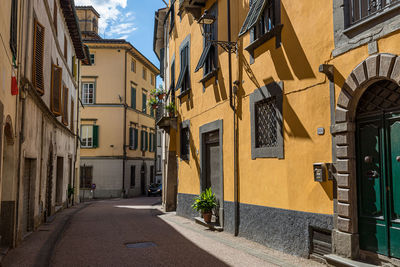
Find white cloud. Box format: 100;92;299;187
75;0;137;39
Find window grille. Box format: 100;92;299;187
80;166;93;188
255;97;278;148
348;0;400;25
180;126;190;160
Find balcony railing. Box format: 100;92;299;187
348;0;399;25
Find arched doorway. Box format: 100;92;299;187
356;79;400;258
332;53;400;260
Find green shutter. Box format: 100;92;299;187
140;130;144;151
145;132;148;151
93;125;99;148
131;87;136;109
149;133;153;152
129;127;133;148
153;133;156;151
142;93;147;113
134;128;138;150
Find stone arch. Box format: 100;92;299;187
332;53;400;258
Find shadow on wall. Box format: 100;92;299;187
283;95;311;140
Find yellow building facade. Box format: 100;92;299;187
155;0;400;263
77;7;159;199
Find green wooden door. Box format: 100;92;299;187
357;113;400;258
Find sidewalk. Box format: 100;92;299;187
158;210;323;267
0;202;91;267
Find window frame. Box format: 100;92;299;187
250;81;284;159
81;125;94;148
82;82;95;104
131;58;136;72
89;54;95;65
176;34;191;96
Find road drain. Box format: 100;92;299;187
125;242;156;248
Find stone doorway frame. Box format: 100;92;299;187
332;53;400;259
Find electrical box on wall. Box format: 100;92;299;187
313;163;327;182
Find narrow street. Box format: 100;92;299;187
1;198;322;267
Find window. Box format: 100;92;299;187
89;54;95;65
131;86;136;109
10;0;18;59
149;133;156;152
347;0;400;26
53;0;58;36
141;130;148;151
130;166;136;188
62;86;69;126
80;166;93;188
195;4;218;77
81;125;99;148
82;83;94;104
239;0;282;59
142;91;147;113
176;37;190;94
250;81;283;159
131;59;136;72
180;121;190;160
129;127;138;150
64;35;68;60
50;64;62;116
32;19;45;95
143;67;147;80
151;73;155;86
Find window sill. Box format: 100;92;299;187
245;24;283;54
199;68;219;84
177;88;191;99
343;3;400;35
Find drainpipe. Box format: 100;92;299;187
122;49;128;197
74;60;81;204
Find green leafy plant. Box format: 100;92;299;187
191;188;217;213
147;97;159;109
68;184;74;198
165;102;175;115
150;88;158;97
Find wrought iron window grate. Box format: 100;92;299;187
255;97;277;148
348;0;400;25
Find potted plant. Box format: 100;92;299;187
147;97;159;110
165;102;175;117
191;188;217;223
156;86;166;100
150;88;158;98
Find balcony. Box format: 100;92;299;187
156;102;177;131
178;0;206;20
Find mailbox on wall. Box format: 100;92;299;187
313;163;327;182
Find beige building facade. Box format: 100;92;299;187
77;7;159;199
0;0;88;248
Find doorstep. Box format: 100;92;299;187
324;254;376;267
194;217;223;232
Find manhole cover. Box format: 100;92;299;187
125;242;156;248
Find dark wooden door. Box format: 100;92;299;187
357;113;400;258
205;130;221;221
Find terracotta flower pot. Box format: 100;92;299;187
158;94;165;100
152;104;158;109
202;211;212;223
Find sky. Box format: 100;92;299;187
74;0;167;86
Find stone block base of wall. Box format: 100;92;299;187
177;193;333;257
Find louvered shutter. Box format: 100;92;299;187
10;0;18;59
33;20;45;94
195;43;212;73
53;1;58;35
62;86;69;126
129;127;134;149
131;87;136;109
149;133;153;152
145;132;148;151
71;99;74;132
51;64;62;116
93;125;99;148
239;0;267;36
134;128;138;150
141;130;144;151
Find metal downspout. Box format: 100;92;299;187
74;60;81;204
122;49;129;197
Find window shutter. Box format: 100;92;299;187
71;99;74;132
195;43;212;73
131;87;136;109
93;125;99;148
10;0;18;59
32;20;45;94
62;86;69;126
145;132;148;151
142;93;147;113
134;128;138;150
51;64;62;116
239;0;268;37
72;56;77;78
140;130;144;151
149;133;153;152
129;127;134;148
153;133;156;151
64;35;68;59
